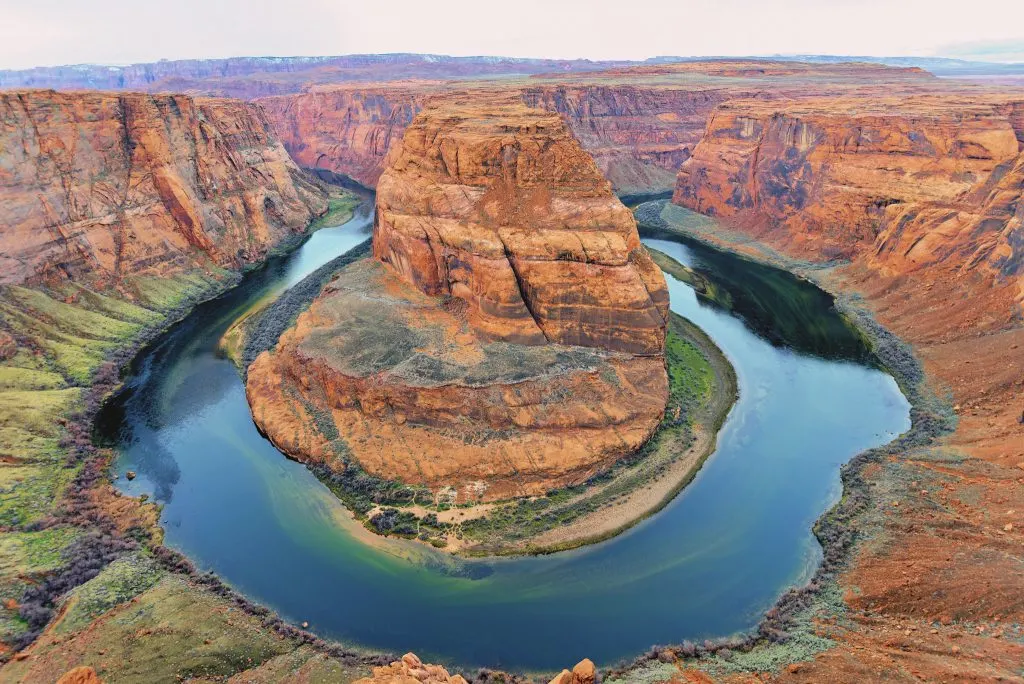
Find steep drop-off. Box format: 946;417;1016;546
258;61;935;196
674;94;1024;277
0;90;327;291
666;91;1024;682
246;96;669;502
259;84;436;187
260;82;728;193
0;88;335;665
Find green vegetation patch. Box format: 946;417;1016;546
2;574;298;684
0;526;80;578
309;192;360;232
0;389;81;438
7;286;142;342
664;327;715;425
56;552;166;635
0;366;67;391
130;269;229;311
0;461;82;528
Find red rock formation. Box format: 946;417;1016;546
261;82;724;194
354;652;468;684
258;61;934;195
352;652;598;684
374;95;669;355
56;666;101;684
673;94;1024;276
548;658;597;684
668;88;1024;683
246;96;669;501
259;83;437;187
520;85;726;193
0;90;326;291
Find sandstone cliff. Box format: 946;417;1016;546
666;89;1024;683
257;61;934;195
259;84;436;187
373;96;669;354
673;94;1024;281
0;90;327;291
261;82;724;194
247;96;669;502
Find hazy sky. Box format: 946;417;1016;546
1;0;1022;69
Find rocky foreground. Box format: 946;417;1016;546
247;95;670;502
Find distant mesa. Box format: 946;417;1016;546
246;95;670;501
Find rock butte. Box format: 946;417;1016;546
246;96;670;501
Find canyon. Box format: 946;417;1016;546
0;55;1022;683
256;61;939;193
246;95;671;503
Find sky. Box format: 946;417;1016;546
1;0;1022;70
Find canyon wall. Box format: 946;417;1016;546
666;89;1024;683
260;83;725;193
673;94;1024;282
520;85;727;193
259;84;434;187
0;90;327;291
258;62;935;194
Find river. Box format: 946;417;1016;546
97;203;910;671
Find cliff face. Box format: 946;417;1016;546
520;85;726;193
673;95;1024;280
259;84;433;187
666;91;1024;683
0;90;326;290
374;96;669;355
246;96;669;501
260;83;726;194
257;61;934;196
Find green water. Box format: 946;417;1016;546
100;206;910;670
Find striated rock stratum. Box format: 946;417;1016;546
673;94;1024;283
0;89;326;290
373;96;670;354
246;96;669;501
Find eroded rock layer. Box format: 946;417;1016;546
666;90;1024;682
0;90;326;290
374;96;670;355
673;94;1024;282
247;260;667;500
258;61;934;193
247;97;669;501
